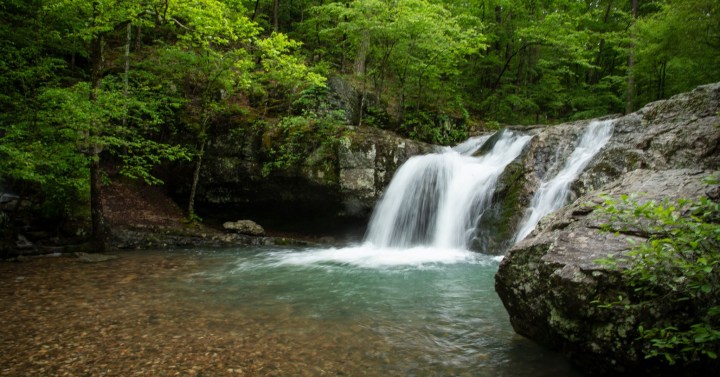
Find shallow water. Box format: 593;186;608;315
0;246;582;376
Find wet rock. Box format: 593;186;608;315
575;83;720;196
222;220;265;236
336;127;435;216
486;83;720;253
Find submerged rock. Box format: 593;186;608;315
74;252;118;263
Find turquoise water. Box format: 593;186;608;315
165;245;581;376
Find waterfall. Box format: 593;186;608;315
514;119;614;242
364;130;532;250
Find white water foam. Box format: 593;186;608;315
270;245;487;269
514;119;614;242
452;135;491;155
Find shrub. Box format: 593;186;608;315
595;189;720;365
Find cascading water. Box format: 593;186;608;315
363;130;532;250
514;119;614;242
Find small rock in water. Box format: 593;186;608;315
16;234;34;249
222;220;265;236
74;252;118;263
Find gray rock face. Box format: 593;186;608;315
474;123;587;253
485;84;720;254
576;83;720;196
337;127;435;216
495;82;720;374
186;122;433;232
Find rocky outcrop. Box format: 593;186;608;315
575;83;720;195
184;123;433;235
496;169;719;374
473;123;587;253
337;126;435;215
482;84;720;255
495;82;720;375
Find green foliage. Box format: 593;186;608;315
634;0;720;104
253;32;327;113
595;193;720;365
399;112;468;145
0;74;191;218
261;110;348;177
302;0;485;121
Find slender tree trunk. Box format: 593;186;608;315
626;0;638;114
135;25;142;50
251;0;261;20
273;0;279;32
354;31;369;126
590;0;613;85
187;137;206;219
71;38;76;70
658;60;667;99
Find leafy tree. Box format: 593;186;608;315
634;0;720;106
0;0;190;238
148;0;323;220
300;0;485;135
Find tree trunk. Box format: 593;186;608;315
354;31;369;126
657;60;667;99
273;0;279;32
89;157;105;247
590;0;613;85
251;0;261;21
187;136;206;219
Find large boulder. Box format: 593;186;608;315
496;169;719;374
495;82;720;374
